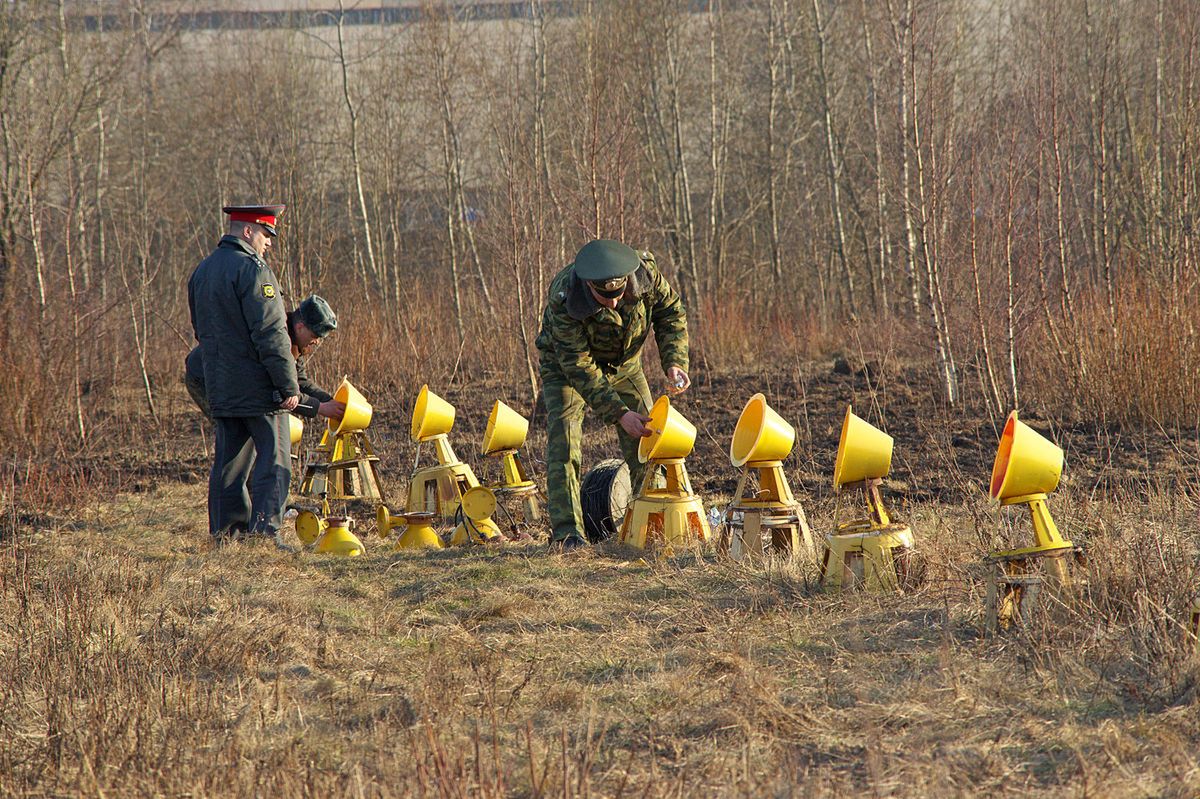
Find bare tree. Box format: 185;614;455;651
811;0;855;310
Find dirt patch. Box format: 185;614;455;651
356;359;1199;522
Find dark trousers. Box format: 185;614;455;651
209;414;292;537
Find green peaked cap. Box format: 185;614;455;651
572;239;641;281
298;294;337;336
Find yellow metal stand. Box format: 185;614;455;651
406;433;481;521
725;461;813;561
989;492;1074;583
983;497;1075;631
820;479;918;591
299;430;388;504
821;524;916;591
619;458;711;551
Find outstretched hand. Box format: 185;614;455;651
666;366;691;394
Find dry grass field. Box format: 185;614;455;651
3;364;1199;797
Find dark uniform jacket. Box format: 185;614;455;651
536;251;688;425
188;235;299;417
185;343;331;419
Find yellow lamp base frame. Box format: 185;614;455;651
299;429;388;504
820;524;916;591
724;461;813;561
821;478;919;592
619;458;711;551
487;449;541;523
406;434;481;522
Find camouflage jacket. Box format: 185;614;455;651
536;251;688;424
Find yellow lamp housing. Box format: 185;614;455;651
989;411;1063;501
289;415;304;446
411;385;456;441
832;405;894;489
729;393;795;467
328;379;373;434
450;486;502;545
295;510;326;547
829;405;899;529
639;395;698;463
481;400;529;455
987;410;1072;567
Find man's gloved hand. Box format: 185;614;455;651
620;410;653;439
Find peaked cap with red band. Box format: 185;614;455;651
223;204;285;237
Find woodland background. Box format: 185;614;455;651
0;0;1196;456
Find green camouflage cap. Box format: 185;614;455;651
572;239;641;282
297;294;337;336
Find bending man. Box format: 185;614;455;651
535;239;690;552
185;294;344;423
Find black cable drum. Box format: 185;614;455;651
580;458;632;542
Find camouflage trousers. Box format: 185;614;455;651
541;365;652;542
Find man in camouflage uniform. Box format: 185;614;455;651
535;239;690;552
188;204;299;544
184;294;344;424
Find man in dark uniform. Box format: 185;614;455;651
535;239;691;552
188;204;299;543
184;294;345;423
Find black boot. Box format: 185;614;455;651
550;533;588;554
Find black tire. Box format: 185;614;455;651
580;458;632;542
